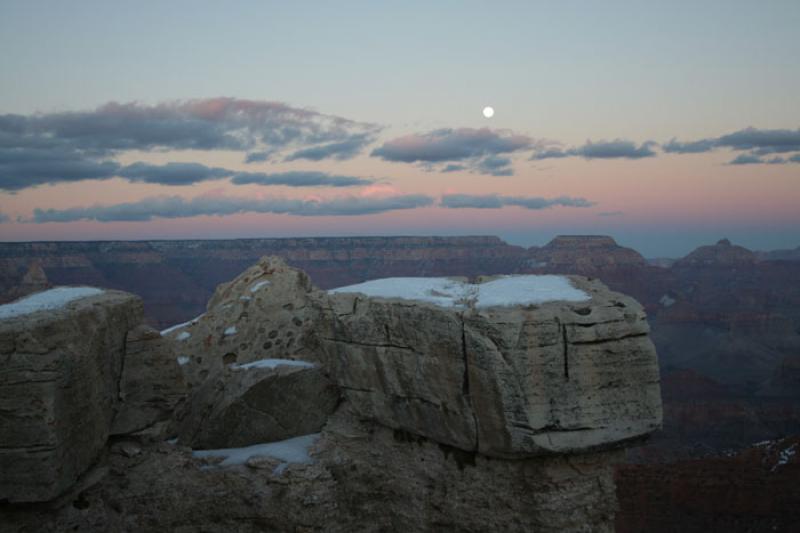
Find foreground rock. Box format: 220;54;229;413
177;361;338;448
1;258;662;531
0;288;142;502
318;275;662;457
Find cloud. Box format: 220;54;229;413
230;171;374;187
728;152;800;165
285;134;374;161
440;194;594;210
371;127;532;175
1;98;381;156
729;153;765;165
661;138;718;154
118;162;231;186
532;139;657;160
0;98;382;191
0;212;9;223
29;193;434;223
596;210;624;217
664;127;800;156
0;147;120;191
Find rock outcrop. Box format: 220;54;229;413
0;257;662;531
0;288;142;502
177;362;338;448
317;275;661;457
529;235;647;272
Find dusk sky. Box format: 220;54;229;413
1;1;799;257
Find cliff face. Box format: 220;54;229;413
0;257;661;532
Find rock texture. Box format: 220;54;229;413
177;363;338;448
0;257;663;531
161;256;320;390
111;325;186;436
318;275;661;458
0;289;142;502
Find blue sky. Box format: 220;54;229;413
1;1;799;256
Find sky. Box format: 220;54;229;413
0;1;799;257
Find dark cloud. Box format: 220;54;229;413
244;151;272;163
372;128;532;162
118;162;230;186
30;194;434;223
0;147;120;191
230;171;374;187
728;152;800;165
663;127;800;156
0;98;382;192
371;127;532;175
661;138;717;154
597;210;624;217
476;156;513;176
0;212;9;223
532;139;657;160
1;98;381;156
285;134;373;161
440;194;594;210
728;153;764;165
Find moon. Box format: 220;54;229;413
482;106;494;118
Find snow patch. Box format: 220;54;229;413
161;313;205;335
329;275;589;308
192;433;320;468
0;287;104;320
230;358;315;371
223;326;237;336
239;296;252;301
250;280;272;292
176;356;191;366
176;331;191;341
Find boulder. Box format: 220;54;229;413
161;256;319;390
0;288;142;502
317;275;662;457
177;361;339;449
111;325;186;436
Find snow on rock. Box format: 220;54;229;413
329;275;589;308
176;332;191;341
230;358;315;371
160;313;205;335
223;326;237;336
250;280;272;293
474;276;589;308
176;356;191;366
192;433;320;468
0;287;104;320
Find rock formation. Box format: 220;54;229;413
0;256;662;531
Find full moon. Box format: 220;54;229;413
482;106;494;118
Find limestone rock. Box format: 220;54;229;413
111;325;186;436
317;275;662;457
161;256;319;390
177;362;339;449
0;288;142;502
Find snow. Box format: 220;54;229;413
774;444;797;470
329;275;589;308
474;276;590;308
239;296;252;301
160;313;205;335
0;287;104;320
192;433;320;469
250;280;272;292
176;331;191;341
230;358;315;371
223;326;237;336
176;356;191;366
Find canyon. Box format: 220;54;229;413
1;234;799;530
